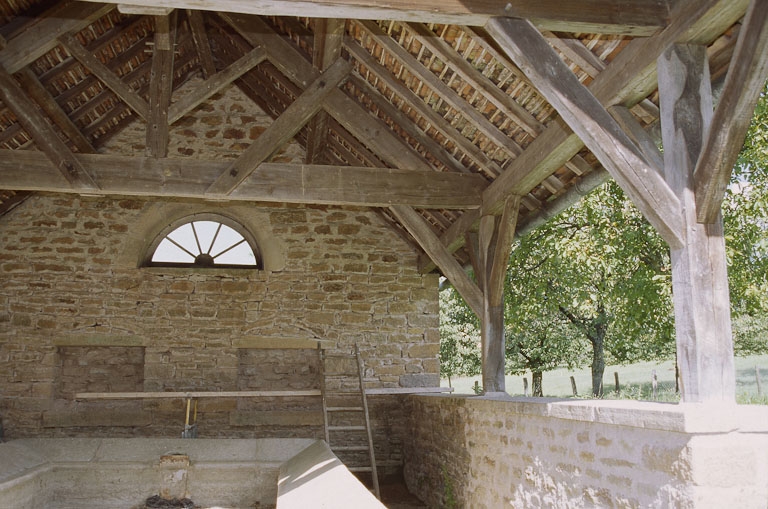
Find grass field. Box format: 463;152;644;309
441;354;768;404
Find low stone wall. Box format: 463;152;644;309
404;394;768;508
0;438;316;508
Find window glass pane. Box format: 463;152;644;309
152;238;195;263
192;221;220;254
149;219;258;267
166;223;197;255
210;224;243;257
215;242;257;265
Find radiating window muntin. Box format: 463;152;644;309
144;214;261;269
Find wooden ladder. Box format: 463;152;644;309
319;344;380;500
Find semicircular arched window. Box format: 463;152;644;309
144;214;262;269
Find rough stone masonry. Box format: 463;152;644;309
0;84;439;473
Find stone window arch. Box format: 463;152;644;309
143;213;262;269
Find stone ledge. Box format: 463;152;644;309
410;394;768;434
229;410;323;427
233;337;329;349
53;334;146;347
42;408;152;428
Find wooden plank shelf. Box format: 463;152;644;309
75;390;322;400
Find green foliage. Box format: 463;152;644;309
438;81;768;394
441;465;456;509
733;314;768;356
505;181;675;396
439;284;481;384
726;81;768;353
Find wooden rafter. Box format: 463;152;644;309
486;17;684;247
14;67;94;154
390;204;483;317
0;68;98;190
305;18;344;164
420;0;738;271
146;12;177;158
694;0;768;223
221;13;433;172
0;2;115;74
405;22;542;138
188;9;216;78
0;150;484;209
347;74;469;174
206;57;353;195
81;0;670;33
58;32;150;122
355;19;523;160
343;42;496;174
168;47;267;124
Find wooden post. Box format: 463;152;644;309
757;366;763;397
657;44;736;403
523;377;529;397
614;372;620;395
467;197;521;394
652;370;658;400
570;376;578;397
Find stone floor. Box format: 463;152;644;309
380;480;427;508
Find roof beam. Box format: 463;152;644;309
420;0;742;271
80;0;669;34
206;57;353;195
58;32;150;122
0;150;484;209
405;22;542;138
305;18;345;164
694;0;768;223
0;68;99;191
355;19;523;161
220;12;433;172
0;2;115;74
343;41;496;174
168;47;266;124
146;12;177;158
187;9;217;78
390;204;483;317
14;67;95;154
486;17;684;247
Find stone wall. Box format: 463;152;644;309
404;395;768;508
0;192;438;471
0;84;439;471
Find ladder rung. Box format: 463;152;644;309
326;406;364;412
348;466;374;472
327;425;366;431
332;445;369;451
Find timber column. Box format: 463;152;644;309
658;45;735;403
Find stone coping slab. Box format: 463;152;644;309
277;440;385;509
0;438;317;485
413;393;768;434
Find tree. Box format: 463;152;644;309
439;284;481;387
505;181;675;396
725;81;768;355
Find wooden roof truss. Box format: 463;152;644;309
0;0;765;402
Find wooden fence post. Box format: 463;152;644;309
614;372;620;395
652;369;658;400
523;377;529;397
570;376;578;397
